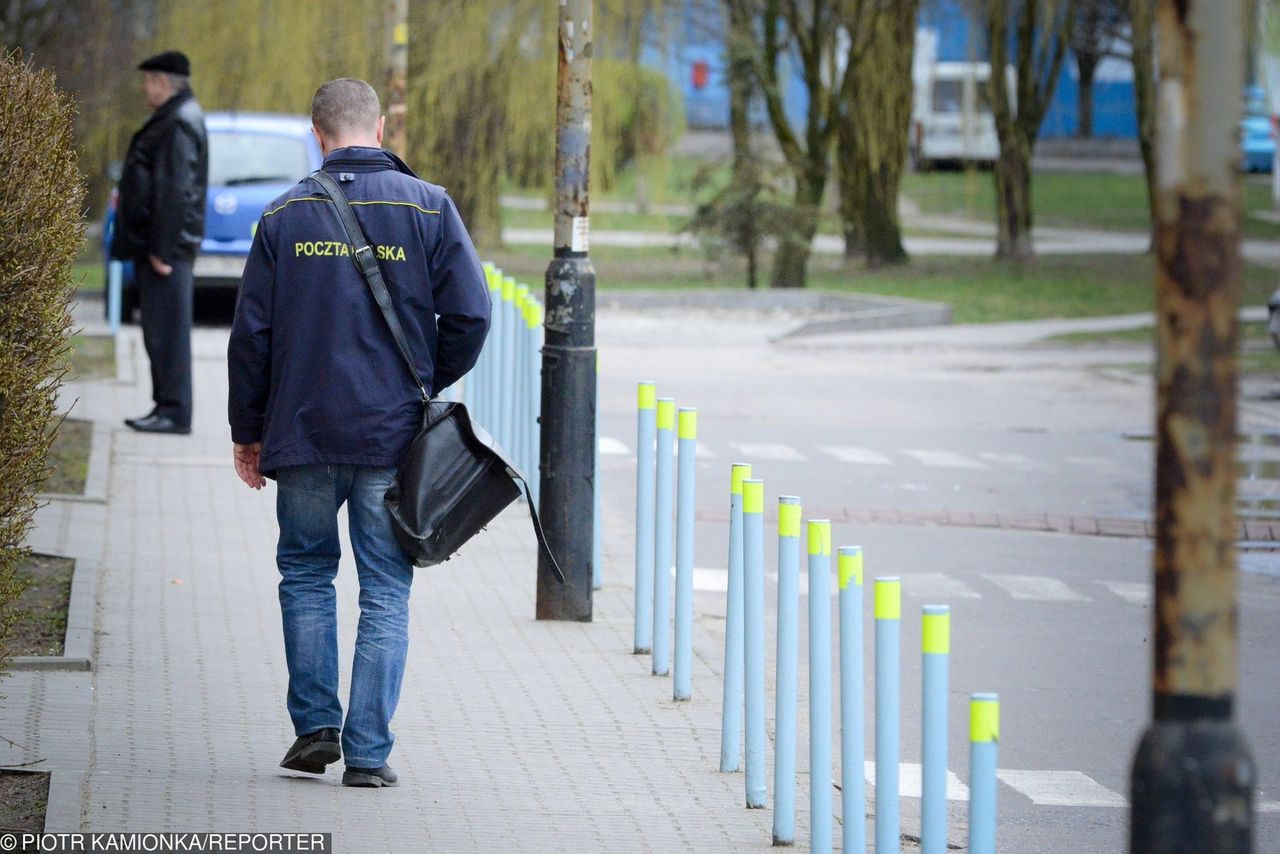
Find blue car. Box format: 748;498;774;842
1242;86;1275;173
104;112;323;319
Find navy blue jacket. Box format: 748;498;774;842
228;146;491;474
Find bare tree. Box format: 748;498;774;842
1070;0;1125;137
1127;0;1156;245
983;0;1074;260
836;1;919;267
748;0;873;288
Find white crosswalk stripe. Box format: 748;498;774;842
996;770;1127;807
729;441;806;462
904;449;987;469
1100;580;1151;606
1259;800;1280;813
864;762;970;800
598;436;630;456
689;567;728;593
899;572;983;600
982;574;1091;602
820;445;893;465
978;451;1055;471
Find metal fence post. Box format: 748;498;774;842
874;577;901;854
633;382;657;655
839;545;866;854
921;605;950;854
808;520;833;854
772;496;802;846
673;407;697;701
743;478;767;809
968;693;999;854
652;397;676;677
720;462;752;773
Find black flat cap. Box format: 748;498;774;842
138;50;190;76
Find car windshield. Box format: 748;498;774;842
209;131;309;187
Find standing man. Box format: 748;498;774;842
227;78;490;788
113;50;208;435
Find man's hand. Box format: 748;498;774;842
233;442;266;489
149;254;173;276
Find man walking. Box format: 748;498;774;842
113;50;207;435
227;78;490;787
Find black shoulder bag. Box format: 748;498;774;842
310;170;564;582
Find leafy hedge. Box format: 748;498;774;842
0;51;85;668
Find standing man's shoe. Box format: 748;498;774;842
341;765;398;788
279;728;341;774
124;413;191;435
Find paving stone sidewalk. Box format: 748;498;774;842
5;323;792;852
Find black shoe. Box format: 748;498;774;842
280;728;341;774
124;414;191;435
341;764;398;788
123;408;157;429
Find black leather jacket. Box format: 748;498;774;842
111;89;208;263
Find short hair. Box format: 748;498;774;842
311;78;381;138
164;72;190;92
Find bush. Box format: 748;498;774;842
0;51;85;670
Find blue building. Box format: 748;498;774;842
656;0;1138;140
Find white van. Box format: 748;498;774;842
910;61;1005;170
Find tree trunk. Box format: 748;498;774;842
838;142;868;260
1077;56;1097;138
994;134;1034;260
836;3;916;267
863;161;909;266
1129;0;1158;248
727;0;759;289
770;171;824;288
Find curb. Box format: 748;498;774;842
593;288;953;340
36;419;111;506
9;556;98;672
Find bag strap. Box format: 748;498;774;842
310;169;566;584
310;169;428;404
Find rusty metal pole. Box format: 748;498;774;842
382;0;408;159
1129;1;1255;851
536;0;595;621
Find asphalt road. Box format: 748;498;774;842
596;305;1280;853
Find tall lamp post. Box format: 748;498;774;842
1129;1;1255;850
537;0;596;621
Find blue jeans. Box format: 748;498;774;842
275;463;413;768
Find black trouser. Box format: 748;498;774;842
136;256;194;428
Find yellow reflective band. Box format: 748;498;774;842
482;261;495;274
742;480;764;514
501;277;515;301
393;21;408;45
678;409;697;440
838;548;863;589
656;398;675;431
874;578;901;620
807;520;831;556
778;501;801;538
527;302;541;329
487;267;501;290
970;696;1000;743
730;463;752;496
515;291;528;312
922;609;951;655
637;382;656;410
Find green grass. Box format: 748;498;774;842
900;170;1280;240
44;418;91;495
1044;321;1280;377
501;206;689;233
72;261;104;292
67;335;115;380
